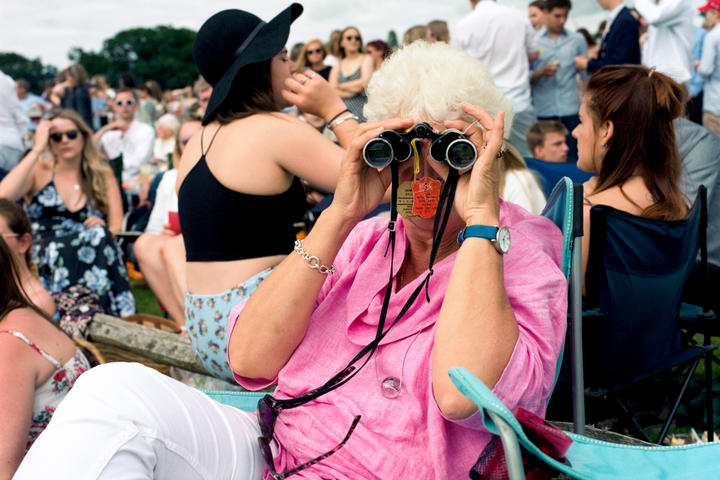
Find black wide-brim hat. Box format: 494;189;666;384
193;3;303;125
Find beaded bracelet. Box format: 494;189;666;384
294;240;336;274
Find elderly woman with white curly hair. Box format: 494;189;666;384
15;40;566;480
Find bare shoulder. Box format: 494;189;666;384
0;309;48;365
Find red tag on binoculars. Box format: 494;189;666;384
411;177;442;218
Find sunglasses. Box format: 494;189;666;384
344;35;361;42
307;48;324;55
114;99;136;107
50;130;79;143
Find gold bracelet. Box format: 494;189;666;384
294;240;336;274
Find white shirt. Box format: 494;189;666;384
635;0;694;84
0;70;27;150
153;137;175;161
98;120;155;182
502;169;546;215
452;0;534;113
145;169;178;235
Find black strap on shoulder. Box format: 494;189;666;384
200;125;222;157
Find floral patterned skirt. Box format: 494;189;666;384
184;267;274;382
31;219;136;318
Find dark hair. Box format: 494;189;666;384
142;80;163;102
115;87;138;101
0;237;49;322
215;59;277;125
526;120;568;154
585;65;686;220
0;199;34;271
366;40;390;59
577;28;596;47
545;0;571;11
529;0;546;8
119;72;138;89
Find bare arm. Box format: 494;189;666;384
336;55;374;93
104;169;124;233
229;118;413;381
0;121;50;200
431;104;518;419
0;339;38;479
274;116;344;193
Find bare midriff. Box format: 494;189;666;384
186;254;286;295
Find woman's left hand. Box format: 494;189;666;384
444;103;505;226
84;216;106;229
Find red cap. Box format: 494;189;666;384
699;0;720;12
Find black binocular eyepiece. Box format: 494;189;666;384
362;122;477;170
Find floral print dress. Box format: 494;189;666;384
0;330;90;449
26;181;136;317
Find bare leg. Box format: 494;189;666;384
161;235;187;328
134;234;185;323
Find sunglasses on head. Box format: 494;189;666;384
307;48;324;55
345;35;361;41
115;99;135;107
50;130;79;143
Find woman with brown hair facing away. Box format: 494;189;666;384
0;236;89;478
575;65;687;277
0;109;135;318
329;26;374;121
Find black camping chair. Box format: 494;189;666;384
571;187;715;444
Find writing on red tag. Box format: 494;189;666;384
411;177;442;218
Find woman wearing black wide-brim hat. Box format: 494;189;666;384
174;4;359;382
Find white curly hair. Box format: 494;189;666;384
364;41;513;137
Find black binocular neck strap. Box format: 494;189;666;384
426;169;459;300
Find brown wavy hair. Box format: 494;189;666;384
0;237;49;322
0;199;36;275
47;109;113;216
585;65;686;220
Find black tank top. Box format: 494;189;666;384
178;128;308;262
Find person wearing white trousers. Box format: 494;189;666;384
14;362;267;480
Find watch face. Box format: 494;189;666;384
497;226;511;253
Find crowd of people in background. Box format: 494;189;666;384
1;0;720;476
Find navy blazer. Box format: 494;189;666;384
587;7;641;73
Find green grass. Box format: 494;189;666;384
130;279;165;317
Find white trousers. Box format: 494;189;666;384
14;363;267;480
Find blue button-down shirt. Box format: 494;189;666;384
690;26;707;97
530;27;588;117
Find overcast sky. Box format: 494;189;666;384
0;0;709;70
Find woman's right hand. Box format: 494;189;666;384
32;120;51;154
329;118;413;222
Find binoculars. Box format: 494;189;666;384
362;122;477;170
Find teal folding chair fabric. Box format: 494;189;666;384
540;177;585;425
202;389;265;412
450;366;720;480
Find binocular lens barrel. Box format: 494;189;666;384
446;139;477;170
363;137;395;169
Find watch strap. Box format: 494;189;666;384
457;225;499;246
